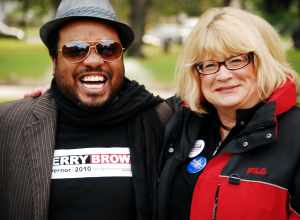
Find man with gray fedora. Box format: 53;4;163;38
0;0;172;219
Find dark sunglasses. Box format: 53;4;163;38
58;40;125;63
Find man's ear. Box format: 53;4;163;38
52;57;57;75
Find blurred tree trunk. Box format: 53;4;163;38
50;0;61;9
262;0;292;13
223;0;242;8
223;0;232;6
127;0;151;57
20;0;30;28
292;0;300;48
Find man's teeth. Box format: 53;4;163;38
82;83;104;89
82;75;105;82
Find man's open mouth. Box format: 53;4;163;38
80;74;108;89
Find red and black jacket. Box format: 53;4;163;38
158;81;300;220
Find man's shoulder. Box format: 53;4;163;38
155;100;174;126
0;91;55;123
0;98;35;115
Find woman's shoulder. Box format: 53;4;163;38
279;105;300;126
164;102;207;141
165;95;206;117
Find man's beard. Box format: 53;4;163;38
53;66;122;109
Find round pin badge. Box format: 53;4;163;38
188;139;205;158
187;156;207;174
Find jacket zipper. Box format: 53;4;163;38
212;142;221;157
212;184;221;220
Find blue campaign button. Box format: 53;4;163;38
187;156;207;174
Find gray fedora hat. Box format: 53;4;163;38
40;0;134;49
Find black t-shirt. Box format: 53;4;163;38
48;112;135;220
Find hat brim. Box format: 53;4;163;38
40;16;134;49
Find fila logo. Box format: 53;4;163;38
246;167;268;176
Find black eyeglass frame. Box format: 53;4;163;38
194;52;254;76
57;40;125;63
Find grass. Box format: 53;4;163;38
286;49;300;73
0;39;51;84
0;98;18;103
24;27;40;39
138;44;180;86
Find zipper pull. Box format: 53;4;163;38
212;141;221;157
229;173;241;185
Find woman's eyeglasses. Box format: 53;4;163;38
194;52;254;75
58;40;125;63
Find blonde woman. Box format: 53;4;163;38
158;7;300;220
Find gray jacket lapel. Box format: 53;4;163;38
23;91;57;220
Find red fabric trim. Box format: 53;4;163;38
180;100;189;107
289;207;300;220
268;80;297;116
190;153;231;220
190;153;293;220
217;178;289;220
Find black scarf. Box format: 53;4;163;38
51;78;164;220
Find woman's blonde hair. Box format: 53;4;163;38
176;7;298;113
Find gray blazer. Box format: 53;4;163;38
0;91;57;220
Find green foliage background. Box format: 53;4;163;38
0;39;50;83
